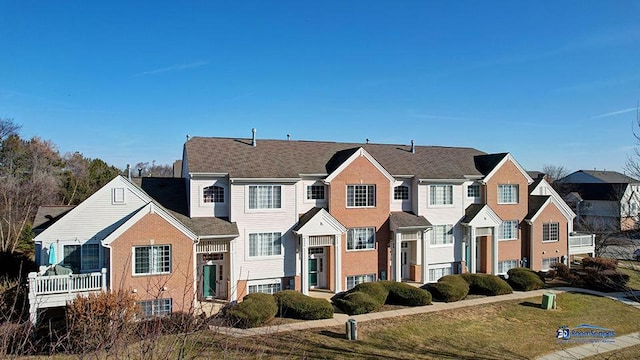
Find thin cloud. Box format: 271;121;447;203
592;107;637;119
135;60;209;76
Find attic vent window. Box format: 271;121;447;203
112;187;126;204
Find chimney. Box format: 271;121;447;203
126;164;131;180
252;128;257;147
410;140;415;154
287;134;290;141
138;168;143;177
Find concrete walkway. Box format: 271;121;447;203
212;287;640;359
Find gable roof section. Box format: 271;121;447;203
32;205;76;232
555;183;628;201
461;204;502;227
325;147;394;183
529;178;576;219
475;153;534;185
389;211;432;231
525;195;574;222
184;137;485;179
292;207;346;235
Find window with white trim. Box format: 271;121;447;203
428;265;452;282
346;185;376;207
394;185;409;200
467;184;480;198
431;225;453;245
347;227;375;250
138;298;172;317
248;232;282;257
203;185;224;203
62;243;100;273
306;185;325;200
346;274;376;290
499;220;518;240
112;187;125;204
134;245;171;275
498;259;519;274
498;184;519;204
430;185;453;205
248;185;282;209
542;222;559;242
542;257;559;271
248;282;282;295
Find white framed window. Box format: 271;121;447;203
248;280;282;295
309;247;324;255
430;225;453;245
467;184;480;198
542;222;559;242
138;298;172;317
346;185;376;207
430;185;453;206
498;184;519;204
203;185;224;203
112;187;125;204
394;185;409;200
428;265;452;282
498;259;519;274
248;232;282;257
542;257;559;271
248;185;282;209
62;243;100;272
499;220;518;240
306;185;325;200
347;227;375;250
346;274;376;290
134;245;171;275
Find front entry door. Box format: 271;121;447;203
401;242;409;280
308;259;318;287
308;247;326;289
203;264;216;298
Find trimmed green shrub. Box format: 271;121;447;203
228;292;277;328
461;273;513;296
426;275;469;302
273;290;333;320
582;257;618;271
350;282;389;304
333;291;382;315
507;268;545;291
381;281;431;306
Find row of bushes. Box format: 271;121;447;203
227;290;334;328
552;257;629;292
427;272;517;302
332;281;431;315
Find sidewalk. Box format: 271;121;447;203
213;287;640;358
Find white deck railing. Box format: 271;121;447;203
569;234;595;247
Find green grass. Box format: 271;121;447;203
191;292;640;359
619;261;640;291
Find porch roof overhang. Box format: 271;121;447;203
293;207;346;236
461;204;502;227
389;211;432;232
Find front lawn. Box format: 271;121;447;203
619;261;640;291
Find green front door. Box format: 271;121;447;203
308;259;318;287
203;265;216;297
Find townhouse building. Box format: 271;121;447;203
29;134;594;321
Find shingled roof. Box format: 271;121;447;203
473;153;508;176
32;205;76;232
562;170;639;184
184;137;486;179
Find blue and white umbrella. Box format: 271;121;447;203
48;242;57;265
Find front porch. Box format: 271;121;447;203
389;211;432;283
461;204;501;275
196;238;234;302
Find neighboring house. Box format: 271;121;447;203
29;134;592;322
556;170;640;232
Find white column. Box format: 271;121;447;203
394;232;402;282
334;234;342;293
470;227;477;273
421;230;428;283
301;235;309;295
229;240;237;301
492;226;499;275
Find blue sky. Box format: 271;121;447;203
1;1;639;173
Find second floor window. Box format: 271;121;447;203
306;185;325;200
394;185;409;200
203;185;224;203
248;232;282;257
499;220;518;240
430;185;453;206
62;243;100;273
498;184;519;204
134;245;171;275
431;225;454;245
467;184;480;198
248;185;282;209
542;222;559;242
346;185;375;207
347;227;375;250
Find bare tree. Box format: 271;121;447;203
0;118;20;141
135;160;173;177
541;164;570;183
625;103;640;180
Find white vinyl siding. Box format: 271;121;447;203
428;265;452;282
134;245;171;275
138;298;172;317
347;227;375;250
498;184;519;204
499;220;518;240
498;259;519;274
542;257;559;271
430;185;453;206
347;185;376;207
248;185;282;209
542;222;559;242
346;274;376;290
248;232;282;257
431;225;453;245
